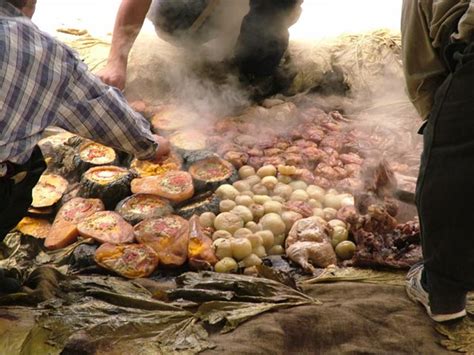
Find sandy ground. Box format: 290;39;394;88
34;0;403;40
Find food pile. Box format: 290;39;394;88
15;99;421;279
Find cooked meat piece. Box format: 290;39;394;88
264;148;282;157
284;201;314;218
339;153;364;165
247;148;264;157
283;153;304;167
224;151;249;168
314;163;339;181
286;240;337;273
313;176;331;189
320;135;344;151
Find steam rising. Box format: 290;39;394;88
125;7;420;191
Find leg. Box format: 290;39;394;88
416;44;474;313
233;0;302;78
0;147;46;241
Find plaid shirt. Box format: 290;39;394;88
0;2;157;164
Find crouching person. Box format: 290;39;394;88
0;0;169;292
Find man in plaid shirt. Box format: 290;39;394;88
0;0;169;254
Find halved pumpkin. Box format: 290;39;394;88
77;211;134;244
31;174;69;208
95;243;159;279
131;170;194;203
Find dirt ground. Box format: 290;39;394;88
206;282;454;354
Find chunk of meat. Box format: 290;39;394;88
188;215;218;270
286;241;337;273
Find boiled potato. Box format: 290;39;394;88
245;221;261;233
290;189;309;202
259;213;286;236
241;254;263;267
323;194;342;210
213;238;233;259
231;206;253;223
238;165;256;179
289;180;308;191
268;245;285;255
256;230;275;250
212;230;233;241
249;204;265;220
273;233;286;246
263;201;283;214
233;180;251;192
272;196;286;203
220;199;236;213
216;184;240;200
261;176;278;190
245;175;261;187
241;190;254;197
331;225;349;247
234;228;253;239
214;212;244;234
273;183;293;200
235;195;254;207
252;183;269;195
253;245;267;258
278;165;297;176
243;266;259;276
246;234;263;248
253;195;272;205
335;241;356;260
281;211;303;231
199;212;216;228
231;238;253;260
257;165;277;178
323;208;338;221
328;219;347;229
277;175;292;184
312;208;325;218
308;199;323;209
306;185;325;201
340;195;355;207
215;257;238;273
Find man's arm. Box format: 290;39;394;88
57;56;163;160
97;0;152;90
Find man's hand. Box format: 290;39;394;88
97;61;127;90
153;135;170;160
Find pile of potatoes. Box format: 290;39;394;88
198;164;357;274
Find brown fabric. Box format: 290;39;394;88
205;282;455;354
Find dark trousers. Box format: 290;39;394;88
417;43;474;308
234;0;301;78
0;147;46;241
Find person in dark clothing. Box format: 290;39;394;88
402;0;474;323
97;0;302;92
0;0;169;292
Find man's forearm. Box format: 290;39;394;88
107;0;152;65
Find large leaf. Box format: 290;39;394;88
196;301;311;333
301;267;406;287
169;271;316;304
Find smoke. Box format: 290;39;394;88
124;0;252;126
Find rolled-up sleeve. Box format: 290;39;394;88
56;55;157;160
